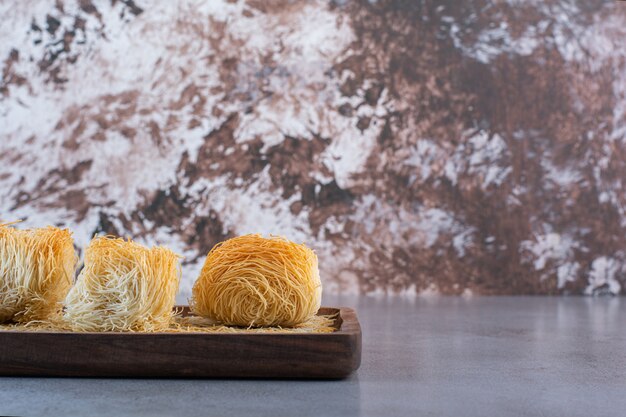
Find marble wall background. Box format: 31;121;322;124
1;0;625;299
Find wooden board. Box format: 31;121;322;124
0;307;361;379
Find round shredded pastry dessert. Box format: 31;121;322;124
0;223;77;323
63;236;181;332
191;234;322;327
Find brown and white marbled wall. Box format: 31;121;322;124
1;0;625;299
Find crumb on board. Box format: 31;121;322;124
0;312;338;334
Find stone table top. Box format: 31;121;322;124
1;296;625;417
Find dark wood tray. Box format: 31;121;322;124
0;307;361;379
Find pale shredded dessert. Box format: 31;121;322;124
0;222;77;323
62;236;181;332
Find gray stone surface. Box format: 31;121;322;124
1;296;625;417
